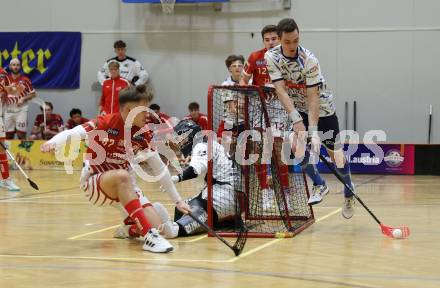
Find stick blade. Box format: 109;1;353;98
28;178;39;190
380;224;410;239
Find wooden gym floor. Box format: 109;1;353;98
0;170;439;288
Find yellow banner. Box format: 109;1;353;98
7;140;85;171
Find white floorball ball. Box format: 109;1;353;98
392;229;403;238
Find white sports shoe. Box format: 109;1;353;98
143;228;174;253
307;184;329;205
342;196;356;219
2;178;20;192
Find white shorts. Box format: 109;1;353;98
4;110;27;133
80;164;150;207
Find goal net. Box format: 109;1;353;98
207;85;314;238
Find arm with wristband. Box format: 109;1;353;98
171;143;207;183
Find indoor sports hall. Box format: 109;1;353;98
0;1;439;287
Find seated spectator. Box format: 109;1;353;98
147;103;171;124
146;103;175;146
30;102;64;140
97;40;149;86
66;108;89;129
222;55;245;86
99;62;130;115
183;102;208;130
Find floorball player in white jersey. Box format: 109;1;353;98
264;18;356;218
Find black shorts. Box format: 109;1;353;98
299;112;341;151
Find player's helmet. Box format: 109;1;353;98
173;119;202;157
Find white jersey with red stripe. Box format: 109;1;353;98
81;113;153;175
265;45;336;117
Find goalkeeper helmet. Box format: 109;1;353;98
173;119;202;157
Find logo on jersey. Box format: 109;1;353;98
133;134;144;142
106;128;119;136
384;150;404;167
256;59;266;67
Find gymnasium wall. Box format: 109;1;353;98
1;0;439;143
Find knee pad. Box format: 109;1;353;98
173;193;207;222
176;206;208;237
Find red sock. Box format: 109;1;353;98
129;224;140;238
0;152;9;180
123;216;135;225
124;199;152;236
122;217;140;237
256;163;269;189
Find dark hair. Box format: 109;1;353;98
225;55;245;68
40;101;53;111
188;102;200;111
70;108;82;117
149;103;160;111
277;18;299;37
119;84;153;107
261;24;278;39
114;40;127;49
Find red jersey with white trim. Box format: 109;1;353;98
0;68;10;97
0;68;20;110
34;114;64;140
146;112;173;140
243;48;272;87
7;73;35;112
66;117;89;129
8;73;34;97
82;113;153;175
100;76;130;115
146;111;170;125
183;113;208;130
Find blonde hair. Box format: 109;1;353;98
108;61;120;69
